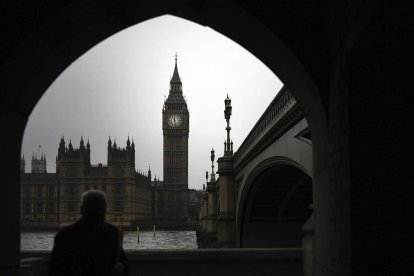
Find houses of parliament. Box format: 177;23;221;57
20;57;192;229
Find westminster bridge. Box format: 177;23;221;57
197;87;313;268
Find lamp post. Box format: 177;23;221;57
224;94;233;155
210;148;216;181
205;171;209;186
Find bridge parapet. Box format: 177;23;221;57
197;86;309;249
20;249;303;276
234;87;300;170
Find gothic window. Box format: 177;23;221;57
114;183;124;197
37;187;42;199
67;185;75;199
67;201;75;212
68;166;77;177
114;201;123;213
48;203;55;213
48;186;54;197
36;203;43;213
115;166;124;177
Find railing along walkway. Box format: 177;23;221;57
20;248;302;276
234;87;302;170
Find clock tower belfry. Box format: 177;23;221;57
162;55;189;219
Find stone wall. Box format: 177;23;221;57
21;249;303;276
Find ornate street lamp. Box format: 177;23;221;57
205;171;209;184
224;94;233;155
210;148;216;181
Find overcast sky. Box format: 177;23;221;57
21;15;282;190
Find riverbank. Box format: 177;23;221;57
21;219;198;232
21;230;198;251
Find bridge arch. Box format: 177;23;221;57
1;0;331;273
237;157;312;247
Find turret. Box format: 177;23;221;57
108;136;112;148
80;136;85;150
56;137;91;171
20;155;25;173
127;136;131;149
86;139;90;151
68;139;73;151
107;137;135;165
58;136;65;158
31;152;46;173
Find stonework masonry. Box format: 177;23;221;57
20;137;164;229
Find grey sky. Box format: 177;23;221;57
21;15;282;190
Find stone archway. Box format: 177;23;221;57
1;0;330;273
238;157;312;248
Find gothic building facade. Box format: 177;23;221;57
20;154;58;227
20;57;191;228
20;137;163;228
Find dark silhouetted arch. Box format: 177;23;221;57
238;157;312;248
1;1;330;273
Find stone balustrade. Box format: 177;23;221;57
234;87;298;168
20;248;302;276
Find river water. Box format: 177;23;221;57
21;231;197;251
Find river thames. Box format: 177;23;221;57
21;230;197;251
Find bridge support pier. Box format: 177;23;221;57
216;155;236;247
206;181;217;235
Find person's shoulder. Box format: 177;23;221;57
54;222;81;240
101;223;121;245
103;222;120;235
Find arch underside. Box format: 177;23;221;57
240;164;312;248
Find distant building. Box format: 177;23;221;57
20;56;199;229
21;157;57;226
20;137;163;228
162;54;190;220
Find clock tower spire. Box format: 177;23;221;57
162;54;189;222
170;52;182;92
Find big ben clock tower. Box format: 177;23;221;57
162;54;189;220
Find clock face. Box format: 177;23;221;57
168;114;182;127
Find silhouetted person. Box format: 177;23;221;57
49;190;128;276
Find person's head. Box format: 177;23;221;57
80;190;107;223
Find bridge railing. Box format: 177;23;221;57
234;87;300;168
20;248;302;276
